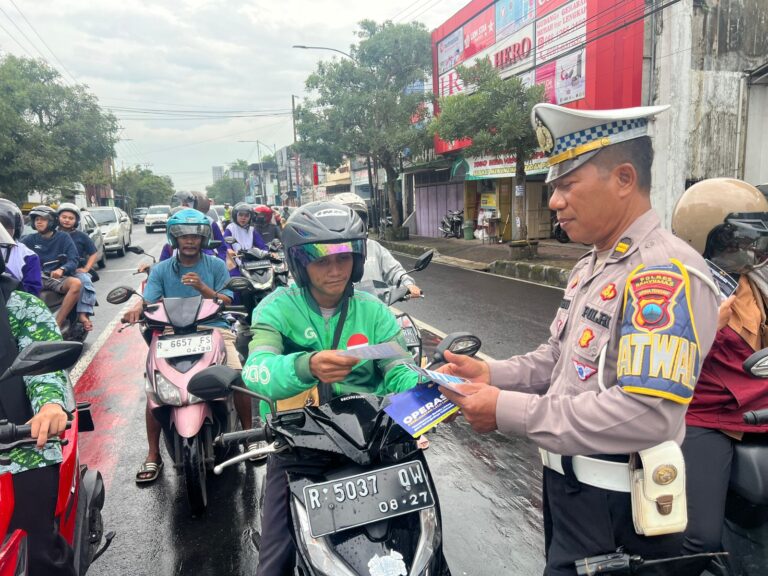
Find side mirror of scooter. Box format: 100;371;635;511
223;236;237;246
744;348;768;378
208;240;222;250
432;332;482;365
411;250;434;272
106;286;138;305
0;341;83;381
126;246;145;255
188;365;277;418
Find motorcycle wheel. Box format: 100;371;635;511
183;435;207;516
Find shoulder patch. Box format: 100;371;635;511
616;259;701;404
610;237;633;259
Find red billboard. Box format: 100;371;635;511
432;0;645;155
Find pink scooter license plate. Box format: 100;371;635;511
156;331;213;358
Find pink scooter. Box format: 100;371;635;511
107;284;246;516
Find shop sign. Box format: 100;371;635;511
536;0;587;62
493;24;535;77
496;0;535;40
467;152;548;178
480;193;497;207
438;28;464;75
462;6;496;61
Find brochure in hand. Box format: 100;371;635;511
384;366;471;438
336;342;410;360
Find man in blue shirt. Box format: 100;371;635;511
57;204;98;332
20;206;81;329
122;209;253;483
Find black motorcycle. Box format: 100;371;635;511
438;210;463;239
187;333;482;576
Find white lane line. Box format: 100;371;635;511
391;306;494;362
390;249;565;292
70;298;140;387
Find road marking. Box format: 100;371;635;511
391;306;494;362
390;250;565;292
70;298;140;386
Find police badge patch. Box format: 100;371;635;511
573;359;597;381
616;259;701;404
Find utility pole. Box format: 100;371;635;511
256;141;265;203
292;95;302;206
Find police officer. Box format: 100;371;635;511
439;103;720;575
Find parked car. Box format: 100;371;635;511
88;206;132;257
79;209;107;269
132;207;148;223
119;208;133;236
144;205;171;233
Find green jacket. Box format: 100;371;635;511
242;285;418;415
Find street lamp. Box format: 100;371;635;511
292;44;356;61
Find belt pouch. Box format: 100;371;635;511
629;441;687;536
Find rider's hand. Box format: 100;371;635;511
27;403;68;448
227;248;237;258
309;351;359;384
76;267;89;275
137;263;151;274
121;301;144;325
182;272;205;292
50;268;64;280
406;284;422;298
717;295;736;331
436;350;491;384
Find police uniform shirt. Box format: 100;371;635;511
488;209;719;456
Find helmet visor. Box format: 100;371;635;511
290;240;365;267
708;214;768;271
168;224;211;240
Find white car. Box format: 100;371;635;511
145;205;171;233
88;206;132;257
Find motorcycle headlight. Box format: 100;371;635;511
188;392;206;404
410;507;441;576
292;499;357;576
155;372;182;406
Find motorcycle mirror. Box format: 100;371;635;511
209;240;222;250
411;250;434;272
744;348;768;378
126;245;145;255
1;341;82;381
224;236;236;245
433;332;482;364
106;286;137;305
188;366;277;417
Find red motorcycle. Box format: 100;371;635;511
0;341;113;576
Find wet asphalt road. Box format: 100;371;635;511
75;230;563;576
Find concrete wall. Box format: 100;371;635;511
650;0;768;227
744;83;768;185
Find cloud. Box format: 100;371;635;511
3;0;468;192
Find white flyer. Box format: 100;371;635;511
337;342;410;360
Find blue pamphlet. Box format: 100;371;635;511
384;385;460;438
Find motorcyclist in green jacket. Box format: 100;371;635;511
242;201;419;576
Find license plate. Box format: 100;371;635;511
402;326;420;347
156;332;213;358
244;259;272;270
303;461;434;538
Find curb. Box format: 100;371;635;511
378;238;571;289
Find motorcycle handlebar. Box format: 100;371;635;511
0;421;71;445
743;408;768;425
215;427;268;446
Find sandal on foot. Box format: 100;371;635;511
136;460;163;484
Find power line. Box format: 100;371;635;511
0;18;32;56
391;0;434;22
8;0;78;84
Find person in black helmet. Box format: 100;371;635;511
0;198;42;295
20;206;82;330
242;201;420;576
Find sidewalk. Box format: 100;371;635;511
377;234;588;288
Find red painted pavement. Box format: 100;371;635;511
74;325;146;489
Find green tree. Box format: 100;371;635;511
296;20;432;228
430;58;545;239
205;159;249;204
113;166;175;209
0;55;119;203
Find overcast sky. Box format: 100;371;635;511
0;0;470;193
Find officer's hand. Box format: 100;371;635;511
121;301;144;325
440;383;499;434
309;351;359;384
27;403;68;448
407;284;422;298
50;268;64;279
437;350;490;384
717;295;736;331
